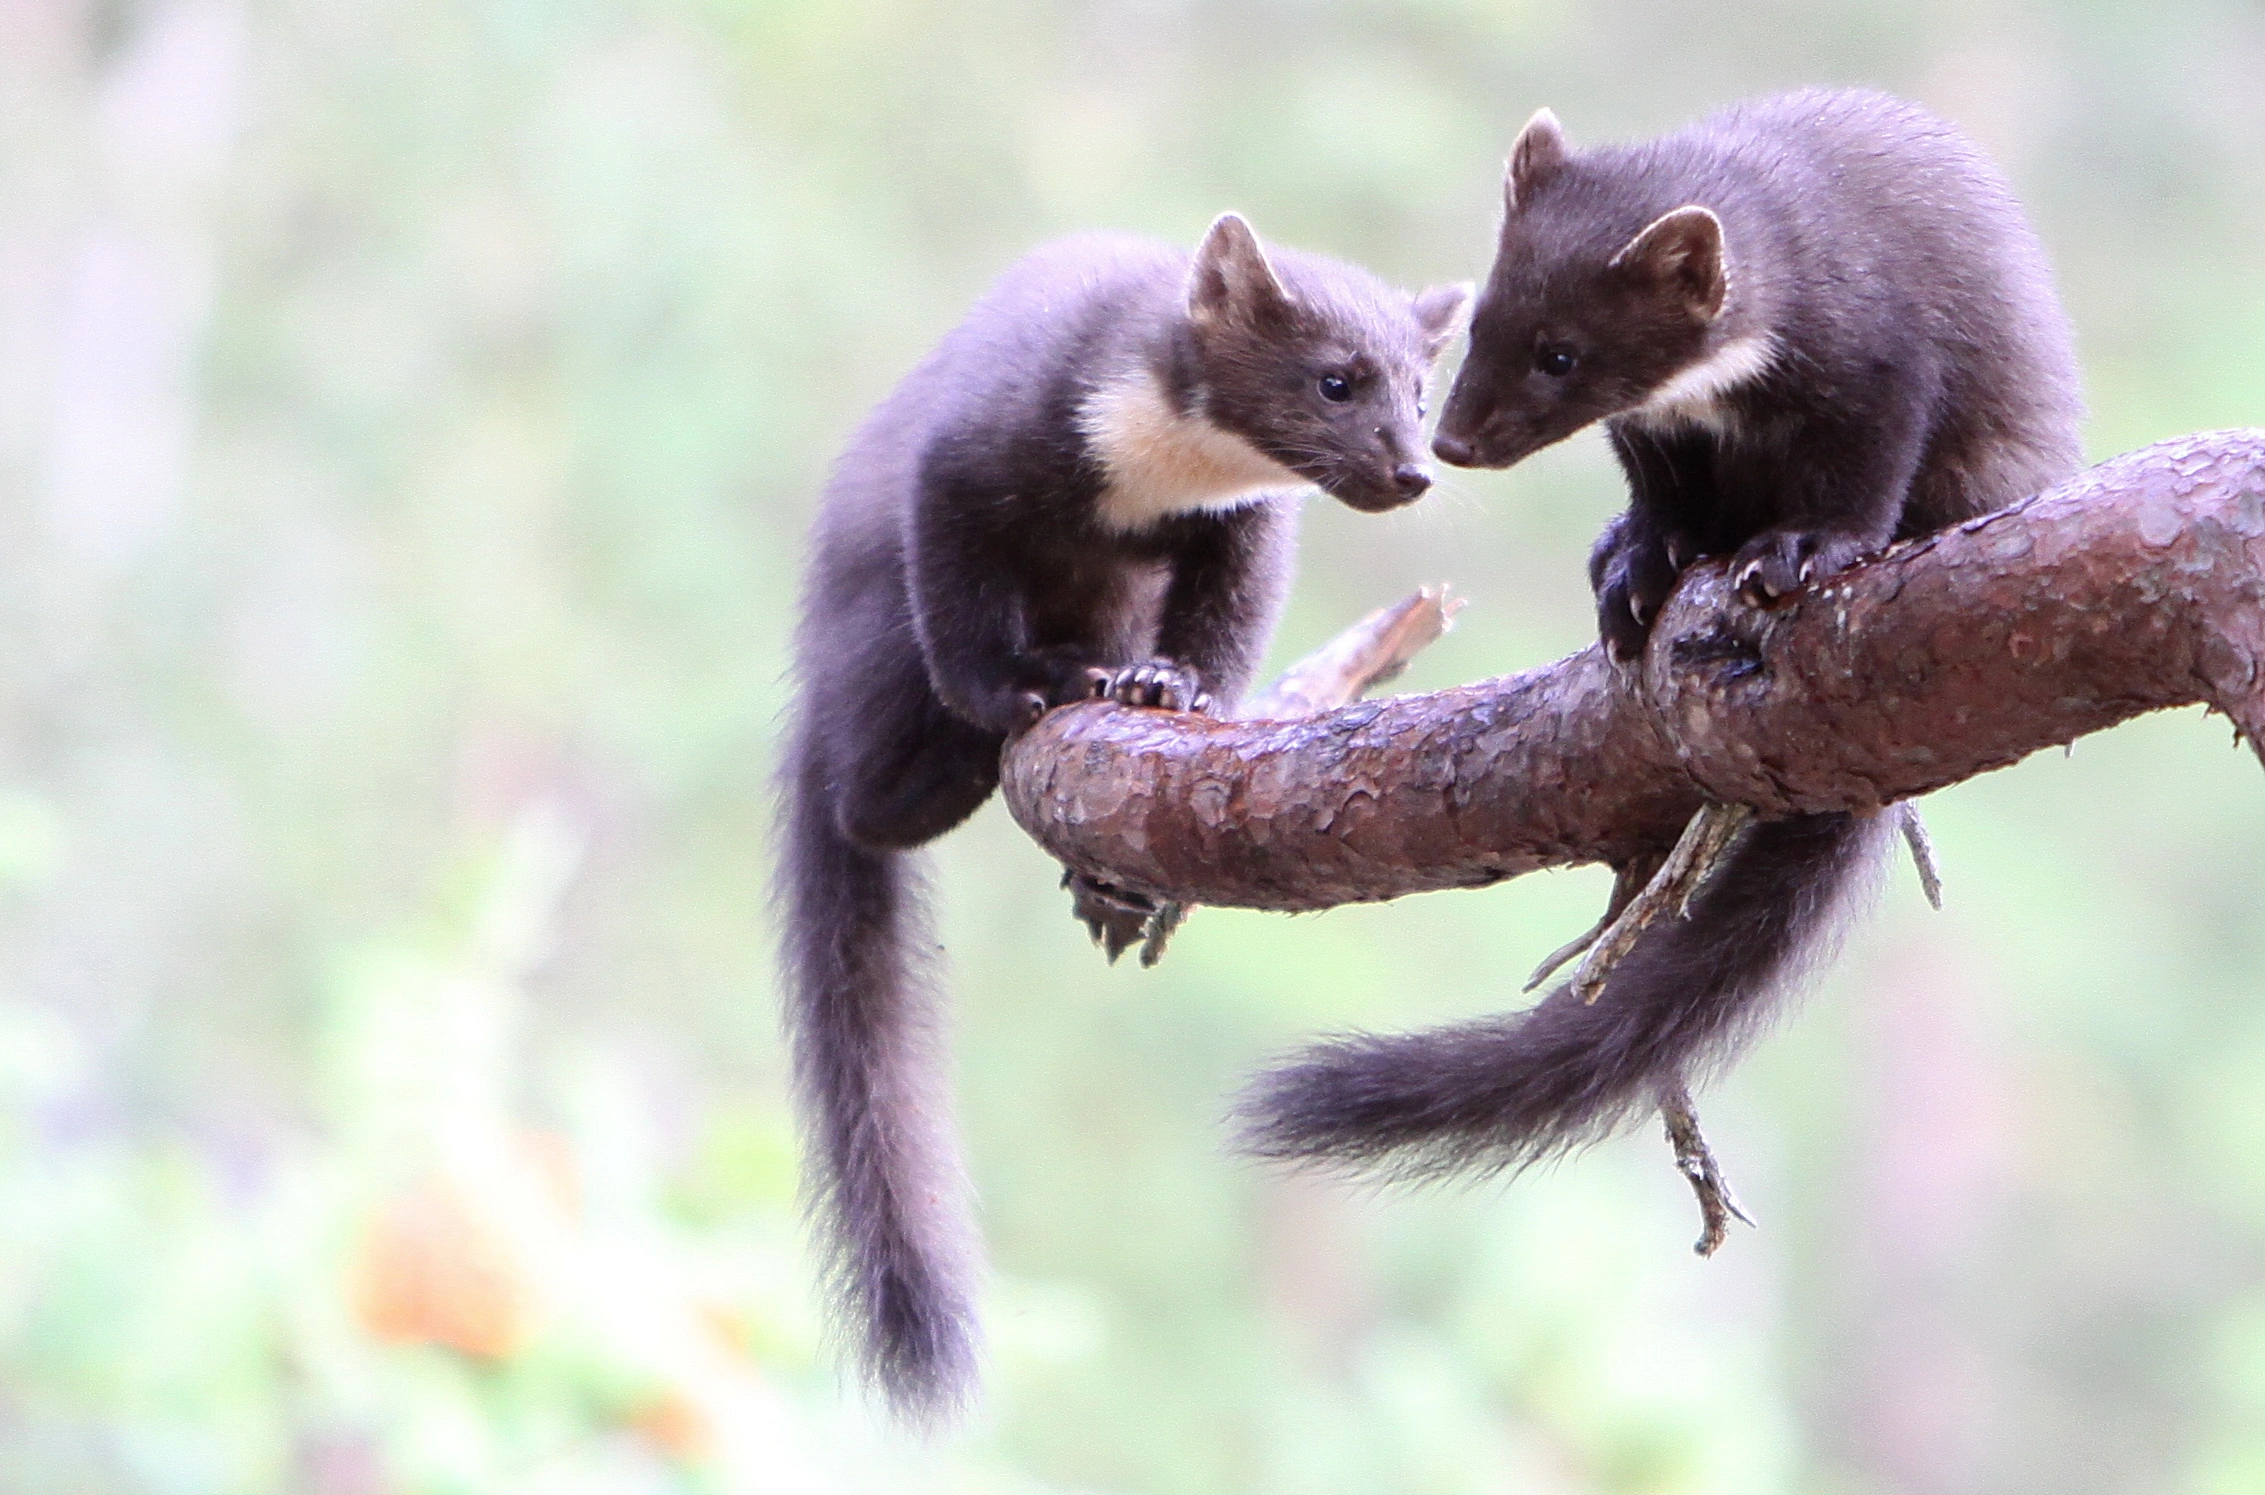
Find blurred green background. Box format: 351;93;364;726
2;0;2263;1490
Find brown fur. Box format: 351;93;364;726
1243;89;2082;1191
783;217;1463;1422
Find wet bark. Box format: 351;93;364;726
1002;430;2265;907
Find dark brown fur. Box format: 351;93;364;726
1240;90;2081;1186
781;217;1462;1421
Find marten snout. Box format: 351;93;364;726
1431;415;1527;470
1325;440;1435;511
1347;422;1435;508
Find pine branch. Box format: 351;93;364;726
1005;431;2265;909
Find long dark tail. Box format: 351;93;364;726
776;738;979;1424
1237;811;1891;1180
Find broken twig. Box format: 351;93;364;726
1660;1079;1755;1256
1897;802;1944;910
1568;802;1755;1005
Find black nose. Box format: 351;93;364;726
1391;463;1433;498
1430;432;1474;467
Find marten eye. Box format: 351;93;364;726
1534;344;1578;377
1317;372;1353;403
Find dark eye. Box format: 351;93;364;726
1317;372;1353;403
1535;344;1577;377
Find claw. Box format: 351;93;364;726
1096;658;1207;714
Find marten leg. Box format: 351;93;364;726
1600;424;1714;662
1724;388;1930;605
822;632;1005;853
1147;502;1296;714
835;715;1001;852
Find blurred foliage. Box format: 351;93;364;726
1;0;2263;1490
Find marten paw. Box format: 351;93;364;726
1088;659;1212;714
989;650;1120;735
1730;529;1871;607
993;684;1067;737
1594;576;1652;664
1590;520;1684;664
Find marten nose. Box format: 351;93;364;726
1430;432;1474;467
1391;463;1433;499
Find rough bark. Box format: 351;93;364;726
1003;430;2265;905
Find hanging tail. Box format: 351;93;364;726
1236;811;1891;1179
776;736;979;1424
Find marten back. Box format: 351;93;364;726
1624;88;2081;530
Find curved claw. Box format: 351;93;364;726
1094;658;1211;714
1590;513;1683;662
1730;528;1875;607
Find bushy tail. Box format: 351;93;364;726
777;738;979;1425
1237;811;1890;1180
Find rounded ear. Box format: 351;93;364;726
1608;205;1728;321
1187;212;1293;329
1504;107;1568;211
1410;282;1472;356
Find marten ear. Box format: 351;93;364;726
1410;282;1472;357
1504;107;1568;211
1609;205;1727;322
1188;213;1294;331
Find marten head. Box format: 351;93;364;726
1182;214;1467;513
1433;109;1752;471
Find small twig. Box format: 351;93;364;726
1524;916;1610;995
1137;899;1187;968
1568;802;1755;1004
1524;856;1659;992
1659;1079;1755;1257
1897;802;1944;910
1237;583;1464;721
1064;871;1172;964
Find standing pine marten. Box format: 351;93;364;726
1240;89;2081;1185
779;214;1465;1420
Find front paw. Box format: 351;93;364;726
1729;529;1871;607
1595;574;1653;664
1590;526;1683;664
1088;658;1212;714
984;651;1116;736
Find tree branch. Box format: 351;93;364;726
1057;585;1463;963
1003;430;2265;905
